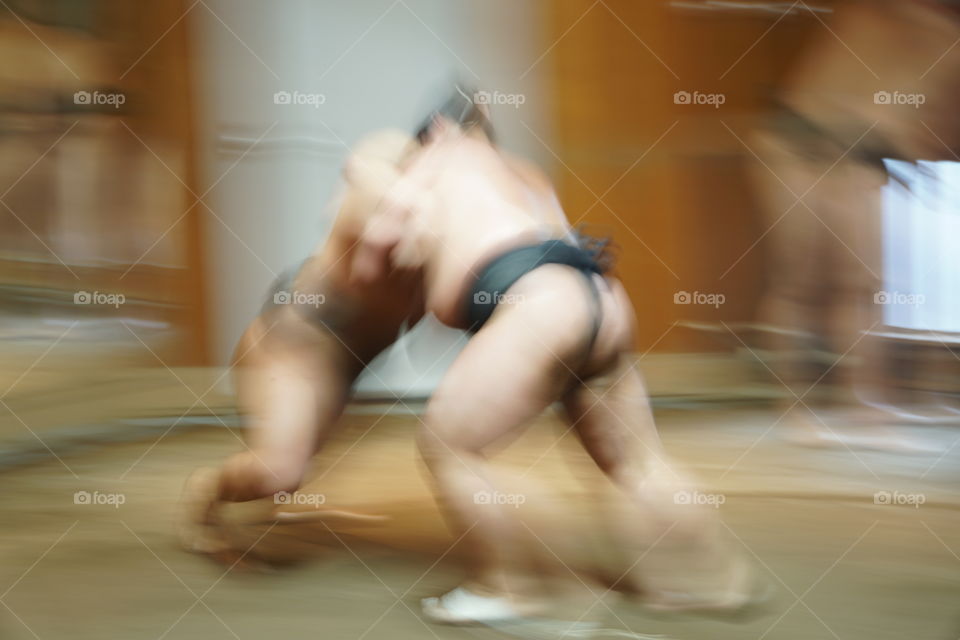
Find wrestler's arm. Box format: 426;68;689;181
349;133;442;285
351;204;408;284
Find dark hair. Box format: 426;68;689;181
415;85;495;144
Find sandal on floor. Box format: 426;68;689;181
421;587;523;625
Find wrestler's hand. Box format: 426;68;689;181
352;176;432;283
352;211;405;284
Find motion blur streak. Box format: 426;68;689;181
0;2;957;640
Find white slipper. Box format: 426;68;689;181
421;587;521;625
421;588;668;639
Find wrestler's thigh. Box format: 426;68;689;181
750;130;827;296
234;314;357;462
424;289;590;454
824;159;885;294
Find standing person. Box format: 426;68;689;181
749;0;960;450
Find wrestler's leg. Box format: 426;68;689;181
753;129;932;450
563;353;753;610
418;266;596;620
820;157;938;450
179;310;359;557
556;274;752;609
750;128;833;440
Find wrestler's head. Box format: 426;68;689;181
415;84;494;145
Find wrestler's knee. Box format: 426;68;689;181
418;396;476;466
415;424;451;474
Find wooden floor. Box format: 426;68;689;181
1;404;958;640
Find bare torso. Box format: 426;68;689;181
366;134;572;327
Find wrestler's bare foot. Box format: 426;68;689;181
178;467;230;556
642;557;769;616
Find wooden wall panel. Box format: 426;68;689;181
0;0;207;364
545;0;828;352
